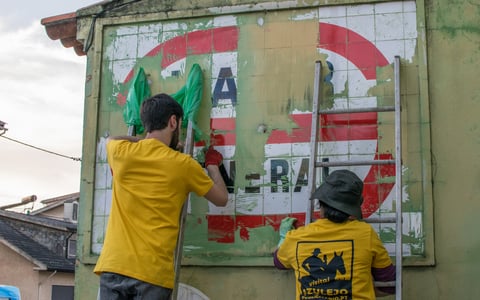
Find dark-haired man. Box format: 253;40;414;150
94;93;228;299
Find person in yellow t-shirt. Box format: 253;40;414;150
94;93;228;300
274;169;395;300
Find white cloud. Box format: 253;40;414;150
0;19;85;205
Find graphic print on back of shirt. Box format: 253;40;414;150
296;240;353;300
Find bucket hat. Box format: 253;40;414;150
311;169;364;219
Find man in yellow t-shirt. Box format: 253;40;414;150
274;170;395;300
94;93;228;300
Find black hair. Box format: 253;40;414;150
140;93;184;133
319;201;350;223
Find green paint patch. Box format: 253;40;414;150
184;215;278;258
377;176;396;184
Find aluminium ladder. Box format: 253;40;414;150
172;121;195;300
306;57;403;300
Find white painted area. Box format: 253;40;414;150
112;34;139;60
137;31;162;58
213;15;237;27
161;58;186;79
111;59;136;86
374;212;423;257
291;10;318;21
347;14;375;41
178;283;210;300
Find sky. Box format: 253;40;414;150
0;0;101;207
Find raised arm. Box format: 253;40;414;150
202;147;228;207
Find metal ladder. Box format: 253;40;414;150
306;57;403;300
172;121;195;300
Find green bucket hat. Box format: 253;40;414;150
311;169;364;219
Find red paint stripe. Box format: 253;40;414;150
143;26;239;69
207;215;235;243
207;212;318;243
211;118;235;131
119;26;238;107
209;118;237;146
362;150;395;217
161;35;187;68
319;22;389;80
213;26;239;52
187;30;212;55
211;133;236;146
205;113;379;146
267;113;378;144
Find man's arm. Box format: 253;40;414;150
203;147;228;207
372;264;396;296
204;164;228;207
273;249;288;269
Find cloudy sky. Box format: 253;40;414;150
0;0;100;207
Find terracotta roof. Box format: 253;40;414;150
41;12;85;56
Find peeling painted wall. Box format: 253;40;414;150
90;1;429;261
72;0;480;298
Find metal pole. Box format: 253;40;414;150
172;121;194;300
394;55;402;300
306;61;322;225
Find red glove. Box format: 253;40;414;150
205;146;223;167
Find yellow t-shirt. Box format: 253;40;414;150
276;219;393;300
93;138;213;288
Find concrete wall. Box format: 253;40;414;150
0;243;74;300
406;0;480;298
74;0;480;299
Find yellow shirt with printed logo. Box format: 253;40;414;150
276;219;393;300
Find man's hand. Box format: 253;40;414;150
278;217;297;248
203;146;228;207
205;146;223;167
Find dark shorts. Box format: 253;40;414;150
98;272;172;300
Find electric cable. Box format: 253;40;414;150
0;135;81;162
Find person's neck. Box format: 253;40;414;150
145;130;170;146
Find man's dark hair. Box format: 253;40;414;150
319;201;350;223
140;93;184;133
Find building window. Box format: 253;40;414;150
67;235;77;259
52;285;74;300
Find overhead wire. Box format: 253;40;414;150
0;135;81;162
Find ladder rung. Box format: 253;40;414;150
318;106;395;115
314;160;395;167
364;217;397;223
374;281;396;287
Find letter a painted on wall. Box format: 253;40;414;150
213;67;237;107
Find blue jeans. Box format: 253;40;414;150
99;272;172;300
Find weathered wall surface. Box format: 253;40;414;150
74;0;480;299
0;243;38;300
0;243;75;300
1;217;72;257
405;0;480;298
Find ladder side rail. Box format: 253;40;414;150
375;281;396;287
306;61;322;225
315;160;395;168
172;121;195;300
319;106;395;114
394;55;402;300
364;217;396;223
